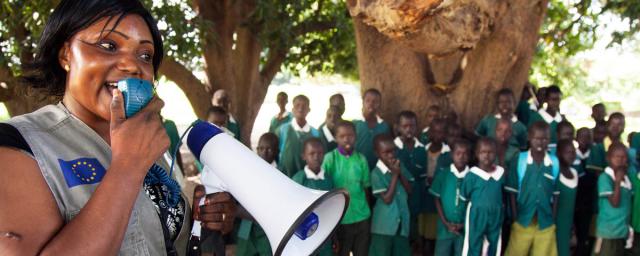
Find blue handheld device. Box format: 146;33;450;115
117;78;155;118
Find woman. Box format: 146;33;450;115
0;0;235;255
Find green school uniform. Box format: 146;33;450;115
586;137;636;173
497;144;520;170
555;168;578;256
322;149;371;224
424;143;452;214
596;167;633;239
515;100;535;125
277;121;320;177
419;126;431;145
528;108;564;148
292;167;335;256
370;160;414;237
394;137;427;217
429;164;469;256
460;166;505;256
236;221;271;256
475;114;528;149
631;168;640;235
319;123;338;152
227;114;242;141
353;116;391;169
163;119;181;155
269;112;292;134
505;151;559;230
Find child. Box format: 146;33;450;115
594;143;634;256
322;120;371;256
206;106;233;135
505;121;559;256
495;118;520;169
419;105;442;144
475;88;528;149
586;112;626;174
211;89;241;140
592;123;608;145
573;127;596;256
591;103;607;127
515;82;535;125
319;106;341;152
236;133;279;256
554;139;578;256
551;121;574;155
354;88;391;169
292;138;335;256
329;93;346;118
369;134;414;256
528;85;565;150
460;137;505;256
269;92;292;133
277;95;320;177
446;123;463;147
430;139;471;256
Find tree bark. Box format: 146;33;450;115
349;0;548;131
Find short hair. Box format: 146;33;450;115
373;133;395;151
546;85;562;98
292;95;310;105
607;142;628;157
362;88;381;99
556;139;574;154
396;110;417;124
592;103;605;110
450;138;471;153
277;92;288;99
335;120;355;133
608;112;625;123
259;132;279;149
330;93;345;102
431;118;448;130
576;127;591;137
557;121;575;133
528;121;550;136
207;106;227;117
496;88;515;100
303;137;324;152
475;137;497;152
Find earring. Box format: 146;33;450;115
64;65;70;71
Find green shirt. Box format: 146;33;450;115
370;160;414;237
528;109;564;146
424;143;453;213
475;114;528;149
515;101;535;125
497;145;520;171
277;122;320;177
429;164;469;239
319;123;338;152
269;112;292;134
322;149;371;224
505;151;559;229
631;167;640;232
419;126;431;145
354;117;391;169
556;168;578;256
227;115;242;141
292;166;334;191
162;119;181;155
394;137;427;215
459;166;505;209
597;167;633;239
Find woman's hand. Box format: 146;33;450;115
198;192;237;234
109;89;169;179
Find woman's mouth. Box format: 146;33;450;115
104;81;118;95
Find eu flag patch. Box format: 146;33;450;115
58;158;106;188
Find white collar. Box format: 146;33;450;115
422;126;430;133
538;108;563;123
361;114;384;124
229;114;237;124
450;164;469;178
426;142;450;154
394;137;425;149
559;168;578;188
529;102;538;111
376;160;391;174
604;167;632;190
494;114;519;123
576;147;590;160
304;165;325;180
322;124;335;143
526;150;553;166
470;166;504;181
274;112;291;119
270;160;278;168
291;120;311;133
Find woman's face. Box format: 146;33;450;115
61;14;155;123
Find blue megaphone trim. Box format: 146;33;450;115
186;120;224;161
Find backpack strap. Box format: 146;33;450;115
550;154;560;182
517;152;528;197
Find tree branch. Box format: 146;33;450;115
292;20;337;37
158;58;211;118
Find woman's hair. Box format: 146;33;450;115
21;0;163;96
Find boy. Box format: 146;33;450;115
277;95;320;177
495;119;519;169
505;121;559;256
594;143;634;256
573;127;596;256
554;139;578;256
207;106;230;132
354;89;391;169
446;123;463;147
369;134;414;256
419;105;442;144
460;137;505;256
236;133;279;256
515;82;535;125
322;120;371;256
292;138;335;256
319;106;341;152
593;123;608;145
212;89;241;140
551;121;574;155
528;85;565;150
475;88;528;149
586;112;626;174
269;92;292;133
591;103;607;127
430;140;471;256
330;93;346;118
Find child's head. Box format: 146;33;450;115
607;142;629;172
396;111;418;140
276;92;288;110
475;137;497;170
556;121;575;141
591;103;606;124
373;133;397;167
329;93;346;117
593;123;607;144
211;89;231;111
528;121;550;153
545;85;562;112
257;132;279;163
446;123;463;146
496;88;516;117
302;138;325;172
207;106;228;127
425;105;441;127
362;88;382;118
335;120;356;151
521;82;533;101
325;106;341;130
557;139;576;167
536;87;547;106
576;127;592;151
495;118;513;145
292;95;311;122
428;118;448;145
607;112;626;139
451;139;471;169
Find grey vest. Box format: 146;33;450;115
5;103;190;255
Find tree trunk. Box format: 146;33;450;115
349;0;548;131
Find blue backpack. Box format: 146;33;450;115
516;152;560;199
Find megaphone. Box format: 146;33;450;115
186;121;349;256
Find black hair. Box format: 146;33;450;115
607;142;628;157
277;91;288;99
303;137;324;152
556;139;574;155
557;121;575;134
362;88;381;99
21;0;163;96
207;106;227;117
475;137;497;153
293;94;310;105
545;85;562;98
431;117;448;130
335;120;356;134
396;110;417;124
330;93;345;102
608;112;625;123
592;103;605;111
259;132;279;149
450;138;471;153
327;105;340;114
496;88;515;100
528;121;550;136
373;133;395;151
576;127;591;137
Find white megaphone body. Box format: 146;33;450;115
186;121;349;256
